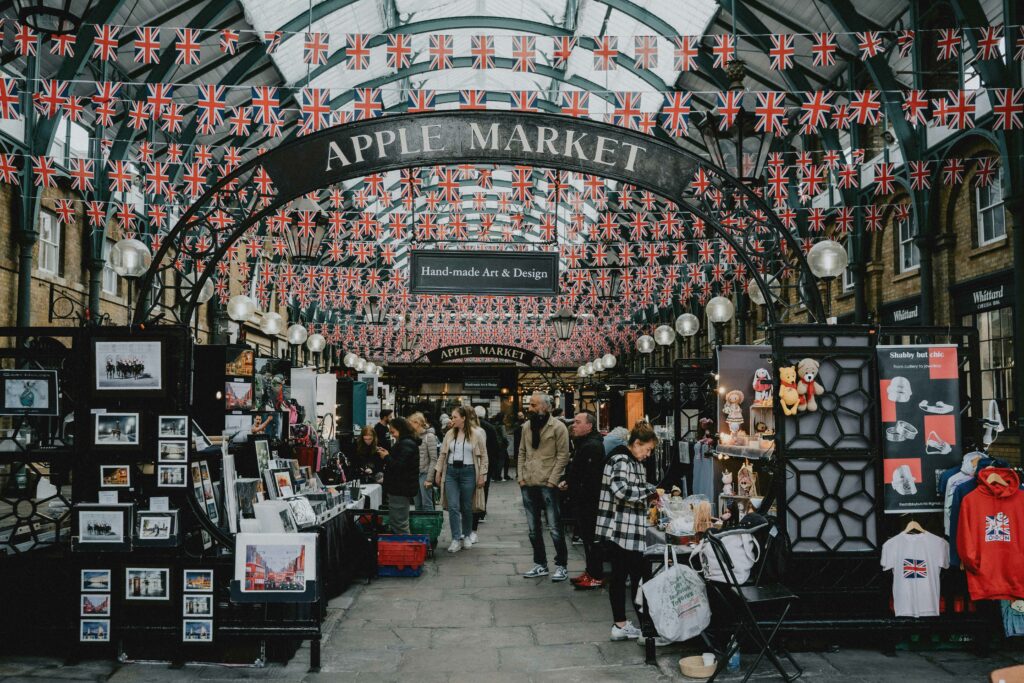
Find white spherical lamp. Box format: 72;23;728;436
110;238;151;278
577;365;587;377
287;323;308;345
602;353;617;369
706;296;735;324
343;352;356;367
306;333;326;353
593;357;606;372
226;294;257;322
180;272;215;305
364;361;377;374
675;313;700;337
654;324;676;346
354;357;367;372
807;240;849;280
260;311;284;336
636;335;655;354
747;275;781;306
585;361;595;374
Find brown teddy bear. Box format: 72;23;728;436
796;358;824;412
778;366;801;416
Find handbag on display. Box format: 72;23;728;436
694;529;760;584
641;545;711;642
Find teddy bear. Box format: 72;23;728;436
722;389;745;436
778;366;801;416
721;469;734;496
752;368;772;406
796;357;824;412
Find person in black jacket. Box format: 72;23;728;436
563;411;607;589
381;417;420;534
472;405;500;535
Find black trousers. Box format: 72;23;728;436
607;541;645;623
576;514;604;579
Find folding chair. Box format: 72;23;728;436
703;524;802;683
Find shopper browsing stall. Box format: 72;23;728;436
595;422;658;641
565;411;607;589
381;417;421;534
408;412;438;512
351;426;385;483
433;406;488;553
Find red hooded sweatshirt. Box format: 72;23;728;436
957;467;1024;601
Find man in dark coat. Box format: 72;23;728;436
472;405;500;531
563;410;607;588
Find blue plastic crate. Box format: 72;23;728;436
377;565;424;577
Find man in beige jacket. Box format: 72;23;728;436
518;392;571;581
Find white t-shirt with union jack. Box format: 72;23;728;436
881;531;949;617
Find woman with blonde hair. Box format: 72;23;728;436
432;405;488;552
407;412;438;511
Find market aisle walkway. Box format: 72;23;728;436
4;481;1021;682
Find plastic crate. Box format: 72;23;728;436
379;511;443;547
377;534;429;577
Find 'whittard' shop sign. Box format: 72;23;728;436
410;251;558;295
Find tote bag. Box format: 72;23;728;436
695;531;760;584
640;546;711;642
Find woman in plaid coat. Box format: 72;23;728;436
595;422;659;641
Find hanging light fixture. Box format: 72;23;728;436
13;0;95;35
807;240;849;280
654;324;676;346
636;335;656;354
179;272;215;305
363;295;387;325
306;333;327;353
593;357;606;372
595;268;622;301
285;197;326;264
549;308;578;341
287;323;308;345
343;352;357;367
695;60;775;186
747;275;782;306
675;313;700;337
354;358;367;372
602;353;617;369
706;297;736;325
577;365;587;378
110;238;152;279
260;311;284;336
226;294;257;322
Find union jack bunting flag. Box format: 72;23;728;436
471;35;495;69
552;36;576;68
902;558;928;579
811;32;837;67
407;89;435;113
299;88;331;134
660;91;692;137
511;36;536;72
92;24;119;61
134;26;160;63
174;28;201;66
593;36;618;70
429;34;454;69
511;91;538;112
386;34;412;68
305;32;330;66
0;79;19;119
354;88;384;119
346;34;370;69
220;29;239;54
459;89;486;110
991;88;1024;130
49;32;75;57
672;36;699;71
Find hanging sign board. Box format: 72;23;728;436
410;251;558;295
952;269;1013;316
464;378;500;391
425;345;538;366
877;344;962;514
879;297;921;326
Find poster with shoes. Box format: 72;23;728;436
878;344;961;514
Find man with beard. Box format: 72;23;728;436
518;393;571;582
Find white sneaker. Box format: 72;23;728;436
447;539;462;553
469;531;478;544
462;536;474;549
610;621;642;641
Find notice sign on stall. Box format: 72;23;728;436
877;344;961;514
410;251;558;295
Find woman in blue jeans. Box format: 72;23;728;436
431;406;488;553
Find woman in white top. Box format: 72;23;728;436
431;406;488;553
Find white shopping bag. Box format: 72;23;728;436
640;546;711;642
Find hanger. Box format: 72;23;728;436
903;519;925;534
986;471;1009;487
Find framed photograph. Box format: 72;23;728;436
253;501;298;533
192;420;213;451
95;413;139;447
273;470;294;499
137;511;175;540
158;415;189;439
226;347;254;378
80;619;110;642
93;339;163;393
225;381;254;411
253;438;271;472
225;413;253;443
158;441;188;462
0;369;58;416
81;569;111;592
234;533;317;596
183;619;213;642
284;496;317;527
125;568;169;600
157;464;188;488
100;465;131;488
183;569;213;592
254;357;291;411
80;594;110;617
183;594;213;617
75;504;132;547
252;411;285;441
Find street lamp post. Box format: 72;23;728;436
807;240;849;321
706;296;735;346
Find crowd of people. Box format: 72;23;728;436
346;393;659;642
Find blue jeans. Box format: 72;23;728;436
414;472;435;512
445;464;476;540
521;485;567;567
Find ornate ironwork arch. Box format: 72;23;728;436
134;111;826;327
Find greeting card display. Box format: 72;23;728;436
73;504;133;551
231;533;317;602
92;339;164;395
0;369;58;416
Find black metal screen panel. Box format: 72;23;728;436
785;457;878;553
